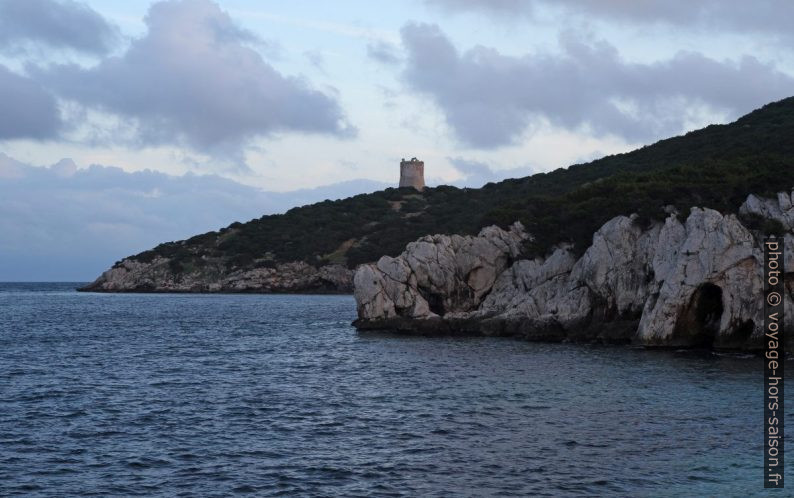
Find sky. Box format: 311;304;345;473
1;0;793;280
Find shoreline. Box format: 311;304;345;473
355;327;775;358
353;316;774;354
75;287;354;295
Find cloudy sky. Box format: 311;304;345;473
1;0;792;280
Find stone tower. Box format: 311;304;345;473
399;157;425;190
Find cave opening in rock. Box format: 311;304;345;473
673;283;724;348
423;291;445;316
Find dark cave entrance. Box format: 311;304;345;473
673;283;724;348
423;291;445;316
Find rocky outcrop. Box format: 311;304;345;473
741;191;794;230
80;259;353;293
354;193;794;351
354;222;527;321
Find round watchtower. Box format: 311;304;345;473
399;157;425;191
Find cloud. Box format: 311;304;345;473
35;0;354;156
0;64;61;139
304;49;326;71
0;153;387;281
400;23;794;148
0;0;118;55
447;157;533;187
426;0;794;37
427;0;532;17
367;41;401;65
0;149;28;178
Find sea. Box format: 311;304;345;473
0;282;790;497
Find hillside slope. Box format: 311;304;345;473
81;97;794;292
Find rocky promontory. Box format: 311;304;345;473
80;259;352;293
77;98;794;297
353;192;794;351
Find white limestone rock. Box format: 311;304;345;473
636;208;762;347
353;222;528;321
740;190;794;230
353;193;794;350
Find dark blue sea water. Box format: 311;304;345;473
0;283;790;496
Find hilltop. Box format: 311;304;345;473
81;97;794;292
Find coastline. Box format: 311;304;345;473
353;193;794;353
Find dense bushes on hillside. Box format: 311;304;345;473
483;155;792;256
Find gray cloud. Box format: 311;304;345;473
0;0;118;55
0;153;388;281
447;157;533;187
426;0;794;37
35;0;354;155
427;0;533;17
0;65;61;139
401;23;794;148
367;41;401;65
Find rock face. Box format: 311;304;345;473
354;193;794;351
354;222;527;324
80;259;353;293
741;191;794;230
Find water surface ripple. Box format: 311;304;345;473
0;283;788;496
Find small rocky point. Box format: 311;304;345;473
353;192;794;351
80;260;352;293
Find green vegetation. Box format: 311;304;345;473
125;97;794;271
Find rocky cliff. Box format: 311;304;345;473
80;259;352;293
353;192;794;351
